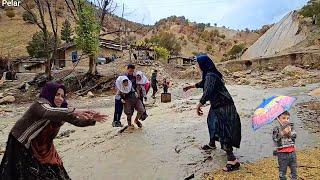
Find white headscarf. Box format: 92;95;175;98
136;71;148;85
116;76;132;93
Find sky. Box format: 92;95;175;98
111;0;309;30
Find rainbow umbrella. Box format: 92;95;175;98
252;96;296;131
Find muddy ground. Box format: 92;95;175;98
0;77;319;179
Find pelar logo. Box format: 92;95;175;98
2;0;21;7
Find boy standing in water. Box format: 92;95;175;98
272;111;297;180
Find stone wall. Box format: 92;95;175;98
218;52;320;72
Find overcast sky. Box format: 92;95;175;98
111;0;309;30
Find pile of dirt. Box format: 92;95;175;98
203;147;320;180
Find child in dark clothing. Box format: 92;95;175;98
162;78;169;94
272;111;297;180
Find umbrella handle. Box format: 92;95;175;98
277;118;283;127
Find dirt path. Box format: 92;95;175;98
0;83;319;180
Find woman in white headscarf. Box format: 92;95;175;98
135;71;149;120
115;76;145;128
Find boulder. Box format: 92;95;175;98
309;88;320;97
267;66;275;71
232;72;246;79
0;96;16;104
282;65;307;77
87;91;95;98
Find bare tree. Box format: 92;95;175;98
21;0;60;79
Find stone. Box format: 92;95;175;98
232;72;245;79
267;66;275;71
239;78;250;85
0;96;15;104
87;91;94;98
282;65;307;77
0;93;3;99
309;88;320;98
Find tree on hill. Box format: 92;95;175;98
227;43;246;59
27;31;60;58
149;32;181;55
61;19;73;43
21;0;60;79
300;0;320;26
75;0;100;75
22;10;37;24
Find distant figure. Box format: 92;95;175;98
151;70;158;99
162;78;169;94
133;53;138;60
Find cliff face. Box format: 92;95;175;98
242;11;306;60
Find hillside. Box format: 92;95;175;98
0;3;261;61
145;16;260;61
242;1;320;60
241;11;307;59
0;2;149;57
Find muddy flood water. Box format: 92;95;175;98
1;82;319;180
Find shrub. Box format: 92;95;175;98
154;46;170;60
22;11;37;24
300;1;320;25
149;32;181;55
228;44;246;56
206;44;213;52
6;9;15;20
61;19;73;43
27;31;60;58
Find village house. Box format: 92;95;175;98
54;39;126;68
131;46;156;65
168;56;195;67
11;57;46;73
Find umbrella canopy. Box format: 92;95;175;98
252;95;296;131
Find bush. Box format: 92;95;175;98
55;9;63;17
149;32;181;55
154;46;170;60
300;1;320;25
27;31;60;58
6;9;15;19
61;19;73;43
22;11;37;24
219;34;226;39
206;44;213;52
228;44;246;56
196;23;206;32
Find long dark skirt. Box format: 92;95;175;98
207;104;241;150
0;134;70;180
